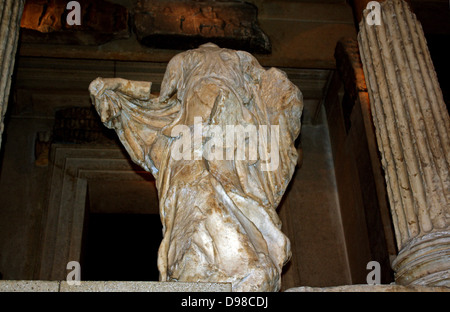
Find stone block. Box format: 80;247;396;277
20;0;129;45
133;0;270;53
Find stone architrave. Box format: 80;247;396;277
89;43;303;291
358;0;450;286
0;0;25;149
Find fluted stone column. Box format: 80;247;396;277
358;0;449;286
0;0;25;149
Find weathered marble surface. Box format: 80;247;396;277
89;43;303;291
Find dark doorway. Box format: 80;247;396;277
81;213;162;281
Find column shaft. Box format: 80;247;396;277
0;0;25;148
358;0;449;286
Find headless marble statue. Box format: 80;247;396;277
89;43;303;291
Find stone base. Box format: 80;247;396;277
392;231;450;287
0;281;231;292
285;284;450;292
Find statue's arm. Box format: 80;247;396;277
89;77;178;175
89;77;153;124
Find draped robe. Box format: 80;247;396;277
89;43;303;291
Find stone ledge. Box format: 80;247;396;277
0;281;231;292
0;281;60;292
2;281;448;292
59;281;231;292
285;284;450;292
